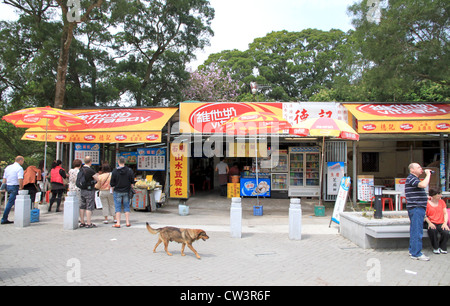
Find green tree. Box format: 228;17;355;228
203;29;353;101
109;0;215;106
348;0;450;101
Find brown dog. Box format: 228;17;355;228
146;222;209;259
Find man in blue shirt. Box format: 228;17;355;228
405;163;432;261
1;156;25;224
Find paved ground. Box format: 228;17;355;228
0;191;449;288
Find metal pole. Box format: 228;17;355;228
255;136;259;206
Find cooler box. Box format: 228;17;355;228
240;178;271;197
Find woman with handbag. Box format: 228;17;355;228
95;163;115;224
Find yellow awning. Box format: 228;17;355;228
22;108;177;143
344;103;450;133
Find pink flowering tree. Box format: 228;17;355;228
182;63;241;102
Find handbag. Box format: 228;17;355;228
95;190;103;209
129;188;136;200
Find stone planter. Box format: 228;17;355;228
339;211;410;249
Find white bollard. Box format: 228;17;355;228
230;197;242;238
289;198;302;240
64;191;79;230
15;190;31;228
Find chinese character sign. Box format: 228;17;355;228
170;143;189;198
137;148;166;171
74;143;100;165
331;177;351;225
327;162;345;196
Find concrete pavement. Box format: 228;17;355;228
0;192;449;287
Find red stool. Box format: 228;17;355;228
381;197;394;211
400;196;407;210
189;184;195;196
371;197;394;211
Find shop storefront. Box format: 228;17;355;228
176;101;350;200
344;103;450;203
22;107;178;207
18;102;448;207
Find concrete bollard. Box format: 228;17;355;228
64;191;79;230
15;190;31;228
289;198;302;240
230;197;242;238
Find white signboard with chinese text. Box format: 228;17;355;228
137;148;166;171
331;177;351;224
357;175;374;202
74;143;100;165
327;162;345;195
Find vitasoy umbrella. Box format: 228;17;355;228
2;106;87;192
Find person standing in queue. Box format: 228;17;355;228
79;156;99;228
405;163;432;261
23;163;42;206
1;156;25;224
110;157;135;228
48;160;67;212
215;158;229;197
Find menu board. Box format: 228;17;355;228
327;162;345;195
357;175;374;202
137;148;166;171
74;143;100;165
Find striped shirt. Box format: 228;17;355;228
405;173;427;209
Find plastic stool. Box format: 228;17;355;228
381;197;394;211
400;196;407;210
189;184;195;196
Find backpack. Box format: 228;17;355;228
76;167;87;189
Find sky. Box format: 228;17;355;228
0;0;358;70
189;0;357;69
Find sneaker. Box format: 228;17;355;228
439;248;447;254
410;254;430;261
433;249;440;254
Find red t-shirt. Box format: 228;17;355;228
426;199;447;224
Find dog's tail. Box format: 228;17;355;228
146;222;160;234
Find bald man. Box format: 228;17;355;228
405;163;432;261
1;156;25;224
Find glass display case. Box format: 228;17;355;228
271;173;288;190
271;152;288;191
288;147;320;197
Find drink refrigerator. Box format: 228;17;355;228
271;151;288;191
288;147;320;197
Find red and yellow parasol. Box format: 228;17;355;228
2;106;88;193
224;111;291;135
2;106;87;131
289;117;359;140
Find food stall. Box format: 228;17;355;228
132;177;164;211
